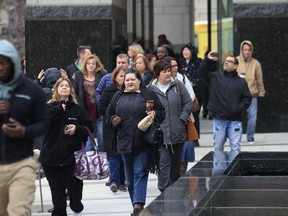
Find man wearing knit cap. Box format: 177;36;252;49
0;39;49;215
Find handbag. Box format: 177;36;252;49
138;113;154;132
186;118;199;141
143;122;164;147
74;128;110;180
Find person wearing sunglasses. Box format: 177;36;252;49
198;52;252;173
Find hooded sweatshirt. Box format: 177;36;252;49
0;40;22;100
236;40;265;97
0;40;50;164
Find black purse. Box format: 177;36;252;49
143;122;164;147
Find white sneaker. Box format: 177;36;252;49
73;212;82;216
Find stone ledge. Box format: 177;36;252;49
24;5;112;20
234;3;288;17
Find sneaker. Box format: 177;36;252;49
73;212;82;216
110;183;118;193
119;185;127;192
247;138;255;145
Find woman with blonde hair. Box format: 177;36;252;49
74;54;107;151
127;43;144;69
40;77;93;216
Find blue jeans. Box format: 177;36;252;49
246;97;258;141
108;155;125;187
85;117;103;152
121;151;149;205
181;141;195;162
213;118;242;171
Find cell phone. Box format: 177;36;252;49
6;122;16;128
211;52;219;57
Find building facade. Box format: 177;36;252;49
0;0;287;132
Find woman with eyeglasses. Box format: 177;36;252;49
164;56;197;176
147;60;192;192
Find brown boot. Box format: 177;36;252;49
180;161;188;176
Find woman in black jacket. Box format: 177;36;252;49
98;67;126;193
40;77;93;216
73;54;107;152
106;69;165;216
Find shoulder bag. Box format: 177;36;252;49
186;118;199;141
74;127;110;180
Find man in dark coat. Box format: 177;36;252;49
198;51;251;173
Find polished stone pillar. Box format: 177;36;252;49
234;3;288;132
24;1;126;78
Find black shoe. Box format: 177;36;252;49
118;185;127;192
47;207;54;213
133;207;142;216
194;140;200;147
105;179;110;186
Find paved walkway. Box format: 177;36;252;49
31;118;288;215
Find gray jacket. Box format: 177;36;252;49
147;79;192;145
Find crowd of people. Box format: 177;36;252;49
0;34;264;215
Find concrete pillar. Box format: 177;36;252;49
144;0;154;50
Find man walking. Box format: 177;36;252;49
198;52;251;172
0;39;50;215
237;40;265;144
66;45;92;82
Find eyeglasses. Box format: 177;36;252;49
224;60;236;64
171;65;178;68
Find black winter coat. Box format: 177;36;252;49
106;86;165;153
0;77;50;164
73;70;107;110
98;83;120;155
198;57;252;121
39;101;93;166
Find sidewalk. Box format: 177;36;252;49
31;118;288;215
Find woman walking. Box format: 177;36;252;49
40;77;93;216
147;60;192;191
106;69;165;215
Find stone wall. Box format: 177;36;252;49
0;0;26;58
24;3;126;78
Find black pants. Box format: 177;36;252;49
158;143;184;192
42;164;84;216
193;90;203;139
